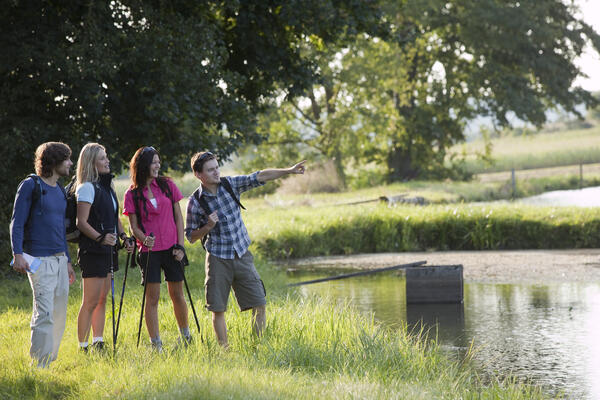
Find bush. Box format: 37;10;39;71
249;204;600;259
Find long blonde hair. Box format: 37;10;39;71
76;143;106;187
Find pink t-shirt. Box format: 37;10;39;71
123;178;183;252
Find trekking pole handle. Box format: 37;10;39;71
143;232;155;248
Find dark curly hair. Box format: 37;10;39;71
34;142;72;177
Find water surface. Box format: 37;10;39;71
287;270;600;399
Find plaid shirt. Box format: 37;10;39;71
185;172;264;259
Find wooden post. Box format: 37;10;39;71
406;265;463;304
511;168;516;199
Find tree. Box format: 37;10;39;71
248;0;600;182
0;1;387;264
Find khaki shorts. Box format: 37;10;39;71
205;250;266;312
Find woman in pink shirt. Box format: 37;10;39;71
123;146;191;351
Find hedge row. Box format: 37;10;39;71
249;204;600;259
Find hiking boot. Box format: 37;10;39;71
175;335;193;350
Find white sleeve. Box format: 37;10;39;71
76;182;95;204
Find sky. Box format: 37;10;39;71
574;0;600;92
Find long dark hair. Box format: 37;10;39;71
128;146;174;222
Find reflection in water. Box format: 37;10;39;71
406;303;468;357
287;269;600;400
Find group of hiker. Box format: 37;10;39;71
10;141;306;367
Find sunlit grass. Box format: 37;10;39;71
0;242;547;399
245;203;600;259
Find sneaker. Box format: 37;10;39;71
151;340;163;354
175;335;193;350
79;346;89;354
91;341;105;352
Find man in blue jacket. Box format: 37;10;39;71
10;142;76;367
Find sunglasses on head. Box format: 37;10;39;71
141;146;156;155
199;151;214;162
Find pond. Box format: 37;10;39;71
286;269;600;399
519;185;600;207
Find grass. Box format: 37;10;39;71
245;203;600;259
0;243;547;399
455;125;600;174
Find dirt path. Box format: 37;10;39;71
280;249;600;284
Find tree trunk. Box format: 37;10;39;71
387;146;419;181
332;154;346;189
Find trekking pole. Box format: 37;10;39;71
173;245;202;342
137;233;153;348
115;239;135;347
110;242;116;354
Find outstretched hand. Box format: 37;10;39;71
289;160;307;175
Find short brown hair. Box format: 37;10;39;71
191;151;217;173
34;142;72;177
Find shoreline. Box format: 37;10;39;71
277;249;600;284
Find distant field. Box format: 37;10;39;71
477;162;600;183
455;125;600;174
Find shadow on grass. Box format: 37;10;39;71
0;375;78;399
0;278;32;312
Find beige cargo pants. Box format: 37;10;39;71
27;253;69;367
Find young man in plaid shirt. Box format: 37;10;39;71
185;151;306;348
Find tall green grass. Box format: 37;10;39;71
0;244;546;399
247;203;600;259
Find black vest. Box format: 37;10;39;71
79;174;119;254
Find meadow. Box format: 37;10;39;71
0;244;546;399
455;125;600;174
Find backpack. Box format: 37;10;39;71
193;177;246;250
21;173;68;231
64;176;100;243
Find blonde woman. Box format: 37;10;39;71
74;143;133;352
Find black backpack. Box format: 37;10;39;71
193;177;246;250
64;176;100;243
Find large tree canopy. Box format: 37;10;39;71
249;0;600;182
0;0;387;262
